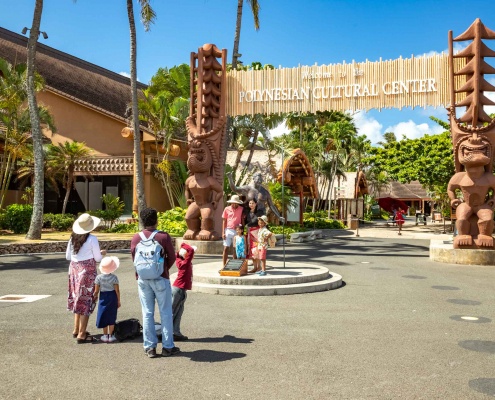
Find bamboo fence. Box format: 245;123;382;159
226;54;465;116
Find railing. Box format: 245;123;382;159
74;155;161;175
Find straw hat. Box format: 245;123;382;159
99;256;120;274
227;194;243;204
72;213;101;234
258;215;268;224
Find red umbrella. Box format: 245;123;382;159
377;197;409;213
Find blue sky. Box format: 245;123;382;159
1;0;495;144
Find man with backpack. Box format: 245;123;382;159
131;207;179;359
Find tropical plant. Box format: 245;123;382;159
46;141;92;214
127;0;156;228
232;0;260;69
92;193;125;229
3;203;33;234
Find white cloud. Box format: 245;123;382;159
354;110;383;144
119;72;131;78
384;120;444;140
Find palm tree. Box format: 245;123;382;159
138;88;188;207
24;0;45;239
0;56;50;210
127;0;156;226
232;0;260;69
47;141;92;214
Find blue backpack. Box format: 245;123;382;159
134;230;165;279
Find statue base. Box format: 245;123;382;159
175;238;224;255
430;239;495;265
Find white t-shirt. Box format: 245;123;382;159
66;234;103;263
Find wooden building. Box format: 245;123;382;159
0;27;185;214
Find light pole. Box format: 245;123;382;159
274;142;287;268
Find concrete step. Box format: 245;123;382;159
170;261;342;296
191;261;330;286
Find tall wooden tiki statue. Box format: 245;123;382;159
447;19;495;249
183;44;227;241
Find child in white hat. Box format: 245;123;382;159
94;256;121;343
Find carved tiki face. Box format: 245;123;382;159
451;114;495;172
187;139;212;173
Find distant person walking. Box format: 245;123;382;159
222;194;244;267
131;207;179;359
66;213;106;343
94;256;121;343
396;208;405;235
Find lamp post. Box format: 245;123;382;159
22;27;48;39
274;142;287;268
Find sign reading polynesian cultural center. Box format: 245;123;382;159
226;53;464;116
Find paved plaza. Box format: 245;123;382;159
1;225;495;399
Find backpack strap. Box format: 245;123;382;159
139;230;159;242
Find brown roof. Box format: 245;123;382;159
0;27;147;122
378;180;430;200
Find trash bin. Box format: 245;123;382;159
415;212;427;226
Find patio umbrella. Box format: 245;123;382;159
377;197;409;213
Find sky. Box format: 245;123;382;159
1;0;495;144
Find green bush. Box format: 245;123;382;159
107;222;138;233
0;211;7;230
4;204;33;233
270;224;304;235
302;212;345;229
158;207;187;237
51;214;75;231
91;194;125;229
43;213;56;228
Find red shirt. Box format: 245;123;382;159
131;229;176;280
222;205;243;230
173;243;194;290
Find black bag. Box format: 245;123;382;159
114;318;142;342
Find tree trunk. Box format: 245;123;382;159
26;0;44;240
61;171;73;215
244;130;259;171
127;0;147;228
231;0;243;69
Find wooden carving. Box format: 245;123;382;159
447;19;495;248
183;44;227;241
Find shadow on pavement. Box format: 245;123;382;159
180;349;247;363
187;335;254;344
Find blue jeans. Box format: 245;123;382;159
171;286;187;335
137;277;174;350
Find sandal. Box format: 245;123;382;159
72;331;90;338
76;333;96;344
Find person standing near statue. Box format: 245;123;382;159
227;171;284;222
222;194;244;267
244;198;264;273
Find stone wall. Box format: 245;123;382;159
0;239;136;256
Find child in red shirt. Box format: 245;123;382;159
172;243;196;341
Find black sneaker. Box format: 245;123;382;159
162;346;180;357
173;334;189;341
145;348;157;358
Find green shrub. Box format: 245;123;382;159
4;204;33;233
51;214;75;231
43;213;56;228
107;222;138;233
270;224;304;235
91;194;125;229
302;212;345;229
157;207;187;237
0;211;7;230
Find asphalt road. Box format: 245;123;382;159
1;233;495;399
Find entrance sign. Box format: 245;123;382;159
227;54;464;116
